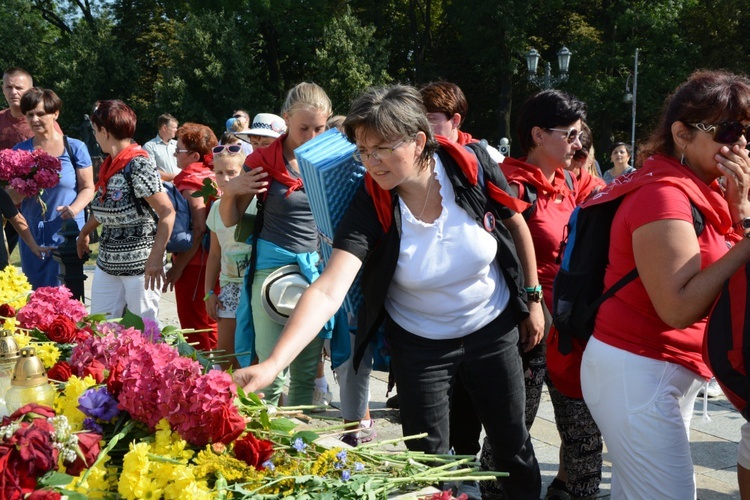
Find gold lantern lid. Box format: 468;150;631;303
11;347;48;387
0;330;20;363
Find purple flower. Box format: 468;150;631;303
336;450;347;462
354;462;364;472
78;387;120;421
292;437;307;452
262;460;275;471
83;417;103;434
341;470;351;481
142;317;162;343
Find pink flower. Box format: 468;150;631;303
17;286;87;330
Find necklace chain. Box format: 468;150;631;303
416;171;434;220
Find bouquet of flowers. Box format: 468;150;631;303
0;148;62;217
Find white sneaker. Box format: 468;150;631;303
698;378;723;398
311;388;333;412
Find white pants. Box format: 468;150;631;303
89;266;161;322
581;336;704;500
739;422;750;469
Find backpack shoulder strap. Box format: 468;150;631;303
563;169;575;191
122;162;157;220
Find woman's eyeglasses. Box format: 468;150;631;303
352;139;409;163
174;148;192;154
689;121;750;144
546;127;581;144
573;149;589;161
212;144;243;155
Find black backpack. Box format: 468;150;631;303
552;195;704;355
705;263;750;420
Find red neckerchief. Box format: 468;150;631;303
174;162;215;192
576;168;606;202
456;130;479;146
365;135;531;233
585;154;734;236
243;134;303;197
97;143;148;201
501;156;576;198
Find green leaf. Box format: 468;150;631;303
269;417;298;434
291;430;320;444
121;309;145;331
38;471;76;487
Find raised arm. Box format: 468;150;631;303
219;167;269;227
233;248;363;393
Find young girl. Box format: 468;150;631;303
204;145;255;370
220;82;332;406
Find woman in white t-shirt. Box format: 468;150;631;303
204;145;255;369
233;85;543;499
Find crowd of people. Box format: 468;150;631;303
3;64;750;499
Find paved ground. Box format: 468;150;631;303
81;267;743;499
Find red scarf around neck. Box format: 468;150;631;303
97;143;149;201
364;135;530;233
501;156;576;198
456;130;479;146
243;134;303;197
585;154;734;236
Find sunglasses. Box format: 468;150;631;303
689;121;750;144
573;149;589;160
546;127;581;144
212;144;243;155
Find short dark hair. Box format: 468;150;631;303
90;100;137;140
609;141;632;156
516;89;587;154
419;81;468;126
3;67;32;84
20;87;62;115
157;113;177;129
638;70;750;166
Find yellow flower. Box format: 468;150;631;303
12;332;31;350
65;453;113;498
54;375;97;431
33;341;60;369
152;419;194;461
119;442;162;500
193;447;259;483
0;266;31;312
311;447;341;477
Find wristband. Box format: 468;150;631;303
203;290;215;302
524;285;543;303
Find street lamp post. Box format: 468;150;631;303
526;47;572;90
630;48;639;160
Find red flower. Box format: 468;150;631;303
213;402;246;445
75;326;93;343
47;361;73;383
8;404;55;421
64;432;102;476
45;315;78;343
233;432;274;469
27;491;62;500
82;360;106;384
12;420;58;475
105;360;124;397
0;304;15;318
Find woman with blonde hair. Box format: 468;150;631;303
221;82;331;406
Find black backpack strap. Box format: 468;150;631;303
121;162;157;221
521;183;537;220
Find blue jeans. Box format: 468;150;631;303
387;307;541;499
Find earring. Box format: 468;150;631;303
680;147;686;165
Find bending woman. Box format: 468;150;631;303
580;70;750;499
220;82;331;406
233;85;542;498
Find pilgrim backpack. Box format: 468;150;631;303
705;264;750;420
122;164;194;253
552;195;704;355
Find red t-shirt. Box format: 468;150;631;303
593;182;729;378
0;108;32;150
512;177;577;312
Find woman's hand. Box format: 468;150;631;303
31;245;52;260
55;205;77;220
222;167;269;198
233;364;276;396
143;254;166;291
162;263;184;292
717;144;750;221
205;293;222;320
519;301;545;352
76;233;90;259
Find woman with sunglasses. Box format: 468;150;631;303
232;84;542;498
220;82;332;407
579;70;750;499
77;100;175;322
603;141;634;184
486;89;602;500
162;122;219;350
568;122;605;200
